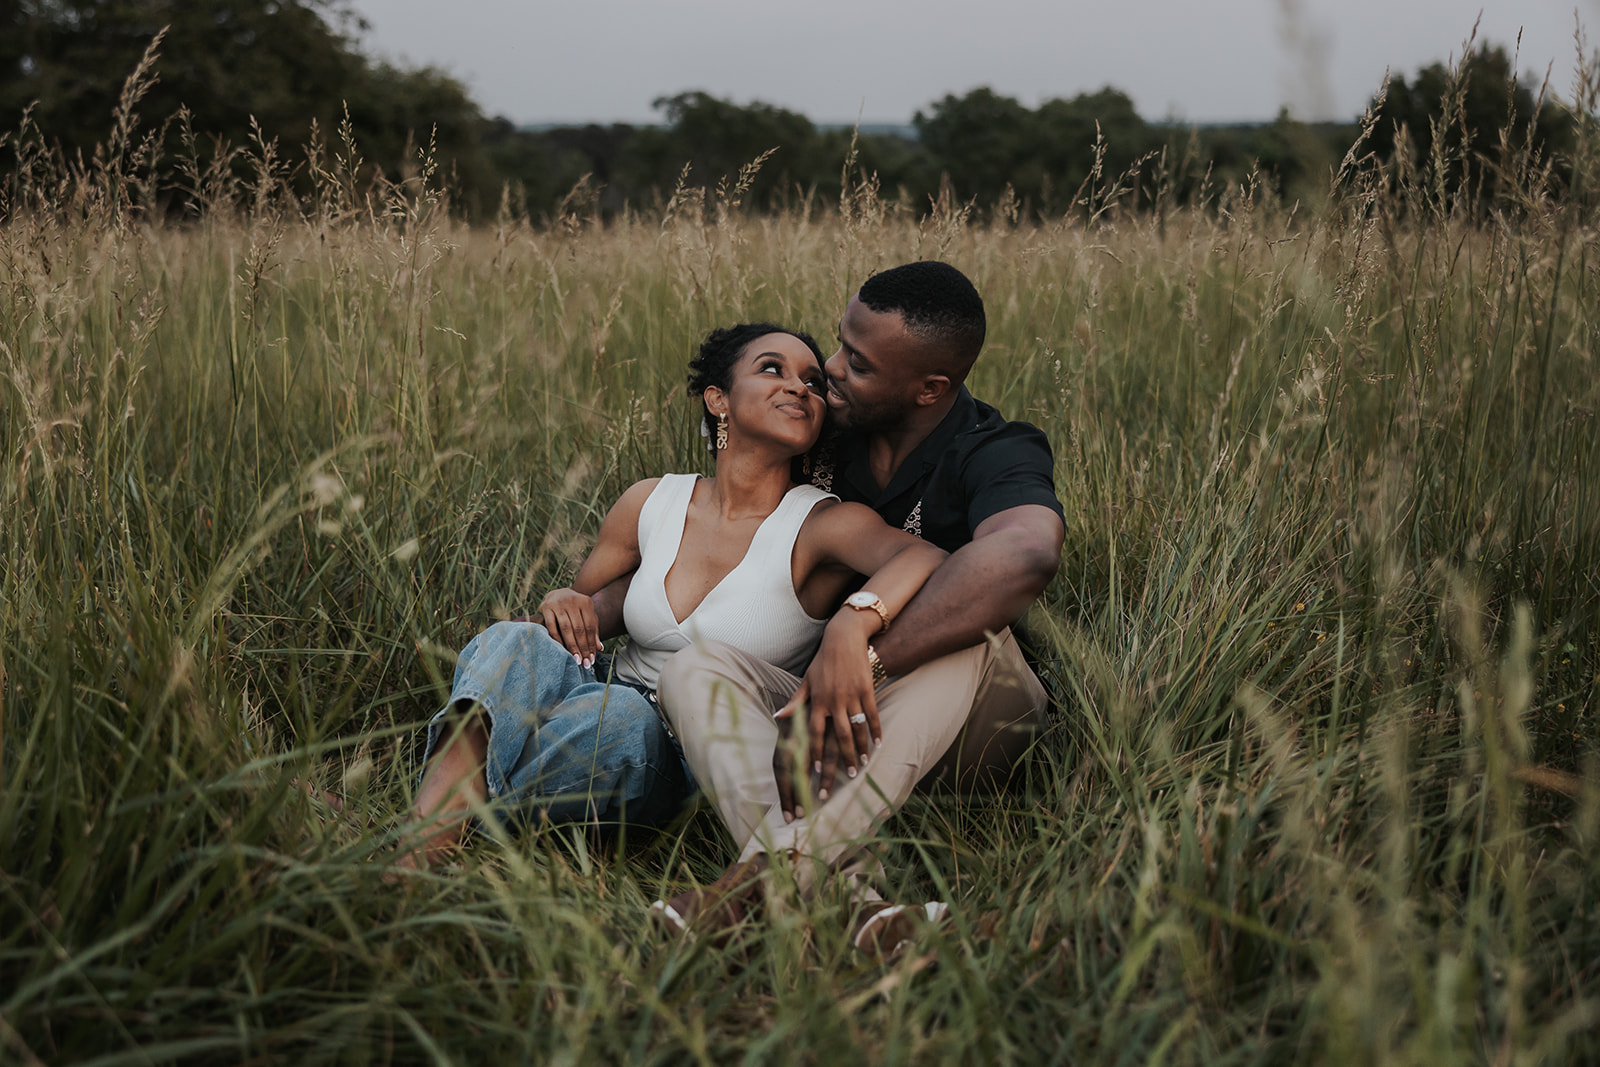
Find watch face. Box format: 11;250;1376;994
847;592;878;608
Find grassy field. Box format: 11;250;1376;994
3;63;1600;1065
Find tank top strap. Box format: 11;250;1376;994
635;473;699;559
744;484;838;566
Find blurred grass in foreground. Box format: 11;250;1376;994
2;47;1599;1067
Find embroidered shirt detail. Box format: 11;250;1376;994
902;500;923;538
810;441;836;492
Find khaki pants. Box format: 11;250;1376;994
656;630;1047;890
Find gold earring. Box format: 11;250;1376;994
716;414;728;451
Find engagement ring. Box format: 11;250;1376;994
849;713;868;725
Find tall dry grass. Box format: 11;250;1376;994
1;38;1598;1066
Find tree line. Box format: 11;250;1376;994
2;0;1582;220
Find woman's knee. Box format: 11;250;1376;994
462;620;574;681
480;619;563;651
461;619;539;664
553;685;661;747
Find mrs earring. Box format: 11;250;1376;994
716;414;728;451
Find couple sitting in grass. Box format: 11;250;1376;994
402;260;1065;955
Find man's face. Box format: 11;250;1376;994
823;294;926;433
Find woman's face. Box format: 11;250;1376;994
710;333;827;457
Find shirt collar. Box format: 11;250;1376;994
836;386;978;506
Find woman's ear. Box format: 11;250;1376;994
703;386;729;419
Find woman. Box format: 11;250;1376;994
399;323;944;870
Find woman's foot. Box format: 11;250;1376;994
387;710;491;875
850;900;950;960
299;780;351;818
650;854;771;944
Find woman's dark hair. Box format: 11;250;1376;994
686;322;824;423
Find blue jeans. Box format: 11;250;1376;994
422;622;694;828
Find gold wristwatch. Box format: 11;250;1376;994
845;590;891;633
866;644;888;687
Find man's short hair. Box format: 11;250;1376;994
858;261;986;375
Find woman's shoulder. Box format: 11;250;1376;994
607;476;672;526
795;496;880;537
616;472;700;503
614;476;665;509
799;492;867;516
612;473;703;540
785;481;837;502
777;484;841;526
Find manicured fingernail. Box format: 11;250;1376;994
818;788;829;800
573;653;582;664
847;765;856;778
783;810;794;823
860;753;870;767
813;761;822;774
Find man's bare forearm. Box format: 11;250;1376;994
589;570;635;640
512;570;633;639
871;508;1061;675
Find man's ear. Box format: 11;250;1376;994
913;374;952;408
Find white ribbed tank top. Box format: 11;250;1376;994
613;474;835;691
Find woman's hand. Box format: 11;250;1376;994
535;476;655;666
773;612;881;817
537;587;602;664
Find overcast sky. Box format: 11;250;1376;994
344;1;1600;126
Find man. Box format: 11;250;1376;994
653;260;1064;943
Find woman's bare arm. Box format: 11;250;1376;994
773;504;945;817
536;478;658;660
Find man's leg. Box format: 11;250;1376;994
743;641;986;884
660;630;1045;892
917;629;1048;792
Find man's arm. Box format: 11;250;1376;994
516;570;634;640
777;502;1063;816
870;504;1063;675
587;570;634;640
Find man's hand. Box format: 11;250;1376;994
535;587;601;664
772;696;841;823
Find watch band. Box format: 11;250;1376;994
866;644;888;687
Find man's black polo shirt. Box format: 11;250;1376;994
809;386;1063;550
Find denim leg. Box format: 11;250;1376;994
487;680;690;827
422;621;691;828
449;619;589;715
